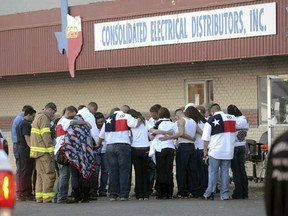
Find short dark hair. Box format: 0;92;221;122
158;107;170;119
22;105;33;112
66;106;78;114
24;107;36;116
150;104;162;113
94;112;104;120
45;102;57;112
174;108;183;115
110;107;120;115
88;102;98;110
78;105;86;110
210;103;221;112
121;105;131;113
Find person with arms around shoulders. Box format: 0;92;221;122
190;105;208;198
159;108;198;198
150;107;177;199
202;103;236;200
127;109;152;200
227;104;249;199
90;112;109;198
54;106;91;204
96;107;142;201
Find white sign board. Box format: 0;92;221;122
94;2;276;51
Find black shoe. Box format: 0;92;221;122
98;193;107;197
173;194;188;199
232;194;242;199
17;195;35;201
155;196;166;200
202;193;214;200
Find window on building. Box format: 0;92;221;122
258;76;288;125
185;80;213;105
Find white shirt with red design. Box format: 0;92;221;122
54;116;72;155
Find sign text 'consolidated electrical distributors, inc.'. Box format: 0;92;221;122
94;2;276;51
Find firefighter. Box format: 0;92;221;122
30;102;57;203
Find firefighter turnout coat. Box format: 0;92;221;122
30;111;54;158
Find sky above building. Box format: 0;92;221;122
0;0;110;15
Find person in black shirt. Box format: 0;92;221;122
16;107;36;201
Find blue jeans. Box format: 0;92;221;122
91;153;109;194
231;146;248;198
54;163;70;202
106;143;131;199
204;156;231;199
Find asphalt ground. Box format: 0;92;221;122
14;181;266;216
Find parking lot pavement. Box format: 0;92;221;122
14;182;265;216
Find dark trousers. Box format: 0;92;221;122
156;148;175;198
231;146;248;198
175;143;197;197
70;164;90;189
132;147;150;199
17;145;35;197
193;149;208;197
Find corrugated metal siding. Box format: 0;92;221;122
0;0;287;77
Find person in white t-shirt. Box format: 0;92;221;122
159;108;198;198
150;107;177;199
96;107;142;201
148;104;162;196
202;103;236;200
186;106;207;198
92;112;109;198
227;104;249;199
127;109;152;200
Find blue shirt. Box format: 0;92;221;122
11;113;24;157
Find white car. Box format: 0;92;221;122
0;149;16;216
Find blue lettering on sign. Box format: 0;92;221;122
250;8;266;32
191;10;244;38
151;17;187;42
102;22;147;47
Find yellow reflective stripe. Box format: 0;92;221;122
31;127;51;135
31;128;40;134
47;146;54;153
35;192;43;198
30;146;54;153
40;127;51;135
43;192;55;199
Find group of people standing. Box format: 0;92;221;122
11;101;250;203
